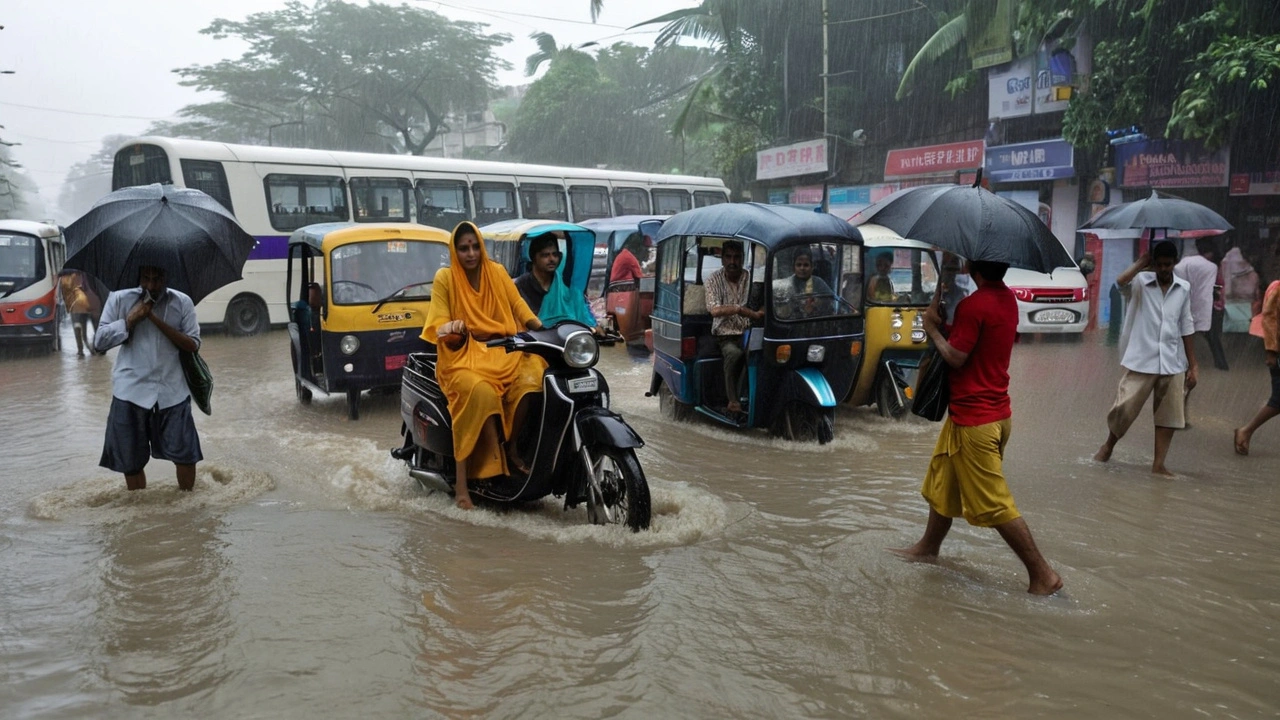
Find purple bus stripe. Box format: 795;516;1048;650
249;235;290;261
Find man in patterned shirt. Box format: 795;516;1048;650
705;241;763;414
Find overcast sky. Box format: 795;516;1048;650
1;0;695;210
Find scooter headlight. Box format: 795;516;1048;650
563;331;599;369
340;335;360;355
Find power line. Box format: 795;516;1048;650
4;130;101;145
421;0;627;29
0;101;166;121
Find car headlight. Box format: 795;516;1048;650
563;331;599;369
340;335;360;355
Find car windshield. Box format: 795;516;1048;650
864;246;939;307
329;240;449;305
770;240;863;321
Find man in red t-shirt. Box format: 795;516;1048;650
893;260;1062;596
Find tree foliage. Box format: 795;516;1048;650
160;0;510;153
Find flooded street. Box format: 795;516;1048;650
2;328;1277;718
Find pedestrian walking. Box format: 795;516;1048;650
1174;237;1228;370
93;266;203;491
892;260;1062;596
1094;241;1199;476
1234;279;1280;455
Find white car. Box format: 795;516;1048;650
1002;265;1089;335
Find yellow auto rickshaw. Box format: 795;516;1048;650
845;223;940;418
285;222;451;419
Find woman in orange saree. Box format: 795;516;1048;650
421;222;544;509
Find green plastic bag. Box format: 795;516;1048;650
180;350;213;415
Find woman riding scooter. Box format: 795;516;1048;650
421;222;543;509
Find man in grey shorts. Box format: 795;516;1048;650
1094;241;1199;476
94;266;203;491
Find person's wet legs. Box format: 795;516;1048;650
125;471;146;491
1152;426;1176;476
994;517;1062;595
176;463;195;491
506;395;533;476
891;507;953;560
1236;406;1280;455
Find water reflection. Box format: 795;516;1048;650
89;511;235;706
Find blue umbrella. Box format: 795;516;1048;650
64;184;257;304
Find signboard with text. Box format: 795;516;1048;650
756;139;828;180
984;138;1074;183
884;140;984;179
987;52;1071;119
1229;171;1280;196
1116;138;1229;188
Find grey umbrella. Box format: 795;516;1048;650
64;184;257;304
1078;190;1233;233
850;172;1074;273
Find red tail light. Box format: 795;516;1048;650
680;336;697;360
1076;286;1088;301
1011;287;1033;301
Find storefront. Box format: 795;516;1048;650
883;139;985;189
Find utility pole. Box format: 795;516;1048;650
821;0;830;213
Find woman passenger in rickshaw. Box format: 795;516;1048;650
772;247;835;319
866;251;897;303
422;222;545;509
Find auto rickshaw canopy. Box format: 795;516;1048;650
652;203;863;250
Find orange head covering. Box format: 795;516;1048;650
435;221;522;338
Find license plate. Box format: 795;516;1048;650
385;354;407;371
1032;308;1076;324
568;375;598;393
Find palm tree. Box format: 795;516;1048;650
895;0;999;100
525;31;599;77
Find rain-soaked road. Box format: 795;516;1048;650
1;327;1277;718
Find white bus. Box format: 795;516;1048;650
110;136;730;334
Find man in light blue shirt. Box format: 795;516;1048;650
94;266;203;491
1094;241;1199;476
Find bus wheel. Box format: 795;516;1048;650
225;297;268;336
347;389;360;420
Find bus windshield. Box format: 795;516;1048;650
0;233;44;296
329;240;449;305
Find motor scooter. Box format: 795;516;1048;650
392;322;651;531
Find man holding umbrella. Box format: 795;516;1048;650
1093;241;1198;476
94;266;202;491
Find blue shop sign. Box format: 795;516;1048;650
828;186;871;206
984;138;1074;182
767;189;790;205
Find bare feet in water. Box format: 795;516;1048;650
1151;465;1176;478
1029;571;1064;596
1234;428;1249;456
505;446;530;476
455;491;474;510
1093;444;1113;462
888;545;938;562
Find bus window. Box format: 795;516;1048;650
112;144;172;189
181;159;234;214
473;182;518;222
652;189;692;215
416;179;471;230
264;174;349;232
694;191;728;208
613;187;650;216
569;186;610;221
350;177;412;222
520;183;568;220
0;233;45;295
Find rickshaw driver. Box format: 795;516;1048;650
706;240;764;414
773;248;835;320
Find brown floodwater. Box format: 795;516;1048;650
0;327;1276;718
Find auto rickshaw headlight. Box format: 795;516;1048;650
564;331;599;368
806;344;825;363
891;312;904;329
340;335;360;355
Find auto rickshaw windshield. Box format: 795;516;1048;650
864;247;940;307
770;240;863;321
329;240;449;305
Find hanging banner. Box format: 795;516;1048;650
968;0;1014;70
984;138;1074;182
884;140;985;180
988;52;1071;119
1115;139;1229;188
756;138;828;180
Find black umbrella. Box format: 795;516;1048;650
850;173;1074;273
64;184;257;304
1078;190;1233;233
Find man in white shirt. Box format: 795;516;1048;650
1094;241;1199;476
1174;237;1229;370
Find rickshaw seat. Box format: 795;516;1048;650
683;284;709;316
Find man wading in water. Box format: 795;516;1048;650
892;260;1062;596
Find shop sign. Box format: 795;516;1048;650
984;138;1074;182
767;189;790;205
756;138;828;180
1115;138;1229;188
792;185;825;204
828;186;870;206
1229;171;1280;196
884;140;984;179
987;52;1071;119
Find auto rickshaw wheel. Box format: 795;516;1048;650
584;446;651;532
346;389;360;420
876;373;909;420
772;402;835;444
657;382;692;422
